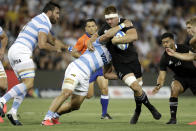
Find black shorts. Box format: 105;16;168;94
113;59;142;80
174;75;196;95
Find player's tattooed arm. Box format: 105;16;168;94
38;32;61;52
103;64;118;80
152;71;166;95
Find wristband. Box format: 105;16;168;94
119;23;125;29
68;46;73;52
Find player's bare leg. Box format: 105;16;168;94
51;94;85;124
42;88;73;125
166;80;184;124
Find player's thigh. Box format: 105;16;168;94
0;77;7;89
70;94;86;108
86;82;94;98
96;76;108;89
171;80;184;93
8;44;35;84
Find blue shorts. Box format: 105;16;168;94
89;68;103;83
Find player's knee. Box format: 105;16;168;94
61;89;73;98
100;87;108;95
22;78;34;89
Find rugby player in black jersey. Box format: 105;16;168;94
88;5;161;124
152;32;196;124
165;17;196;125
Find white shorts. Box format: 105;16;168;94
8;43;35;79
0;61;7;78
62;62;89;96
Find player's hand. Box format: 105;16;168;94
166;48;175;56
152;85;161;95
111;36;119;44
124;20;133;27
0;48;5;60
87;40;94;51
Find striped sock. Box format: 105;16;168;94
100;95;109;116
44;110;55;120
9;91;27;114
0;83;27;104
53;112;60;118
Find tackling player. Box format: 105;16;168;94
70;19;111;119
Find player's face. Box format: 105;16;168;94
85;21;97;35
191;25;196;35
105;17;119;27
186;24;193;36
50;7;60;24
162;37;175;49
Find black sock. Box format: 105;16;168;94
169;97;178;120
134;96;142;113
135;91;154;111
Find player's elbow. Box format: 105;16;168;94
38;42;46;49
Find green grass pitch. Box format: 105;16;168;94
1;97;196;131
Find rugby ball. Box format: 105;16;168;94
115;31;129;50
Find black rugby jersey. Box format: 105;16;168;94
160;44;196;77
98;18;138;63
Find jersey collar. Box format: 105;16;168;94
85;32;91;38
42;12;52;28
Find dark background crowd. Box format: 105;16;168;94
0;0;196;73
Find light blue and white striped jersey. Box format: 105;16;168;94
0;26;3;35
14;13;52;51
73;39;111;77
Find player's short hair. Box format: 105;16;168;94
84;19;96;27
161;32;174;40
186;19;191;25
43;1;60;13
189;17;196;26
104;5;117;15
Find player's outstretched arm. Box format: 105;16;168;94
99;23;127;43
70;47;81;58
112;20;138;45
152;71;166;95
166;48;195;61
87;33;99;51
0;31;8;60
103;64;118;80
38;32;61;52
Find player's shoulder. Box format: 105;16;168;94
176;44;190;53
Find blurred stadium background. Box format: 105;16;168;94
0;0;196;98
1;0;196;130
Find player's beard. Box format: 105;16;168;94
50;15;57;24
